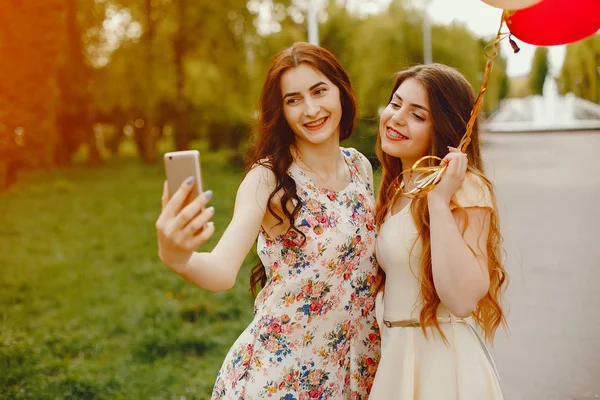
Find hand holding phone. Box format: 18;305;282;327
156;150;215;273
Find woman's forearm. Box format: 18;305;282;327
177;251;237;292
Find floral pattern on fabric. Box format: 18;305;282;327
212;148;380;400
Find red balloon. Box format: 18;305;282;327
506;0;600;45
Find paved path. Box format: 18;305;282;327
483;131;600;400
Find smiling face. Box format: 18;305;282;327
379;78;434;167
280;63;343;147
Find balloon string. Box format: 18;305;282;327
459;10;513;152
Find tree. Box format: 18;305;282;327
140;0;159;163
319;3;358;69
499;71;510;101
171;0;192;151
528;46;549;96
349;0;423;118
0;0;67;188
55;0;103;167
557;34;600;103
174;0;255;150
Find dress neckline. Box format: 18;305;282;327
292;148;355;194
387;186;412;219
389;202;411;218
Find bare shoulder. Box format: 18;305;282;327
246;160;277;191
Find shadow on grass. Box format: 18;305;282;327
132;332;218;363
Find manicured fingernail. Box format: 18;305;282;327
204;190;213;199
186;176;194;185
207;222;214;228
207;206;214;214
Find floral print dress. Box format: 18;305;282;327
212;147;381;400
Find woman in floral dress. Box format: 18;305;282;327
155;42;380;399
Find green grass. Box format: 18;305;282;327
0;146;258;399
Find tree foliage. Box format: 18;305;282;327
0;0;67;187
528;46;549;96
0;0;511;186
557;34;600;103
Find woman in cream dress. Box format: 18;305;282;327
369;64;508;400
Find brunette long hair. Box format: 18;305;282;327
375;64;507;342
247;42;357;296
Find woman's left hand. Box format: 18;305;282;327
428;146;468;204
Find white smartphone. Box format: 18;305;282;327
164;150;203;204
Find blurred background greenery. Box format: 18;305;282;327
1;0;599;398
0;140;257;399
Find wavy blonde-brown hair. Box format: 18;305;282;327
375;64;508;343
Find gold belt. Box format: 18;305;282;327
382;315;503;393
383;316;464;328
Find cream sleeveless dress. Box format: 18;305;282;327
370;174;504;400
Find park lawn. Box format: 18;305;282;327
0;145;257;399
